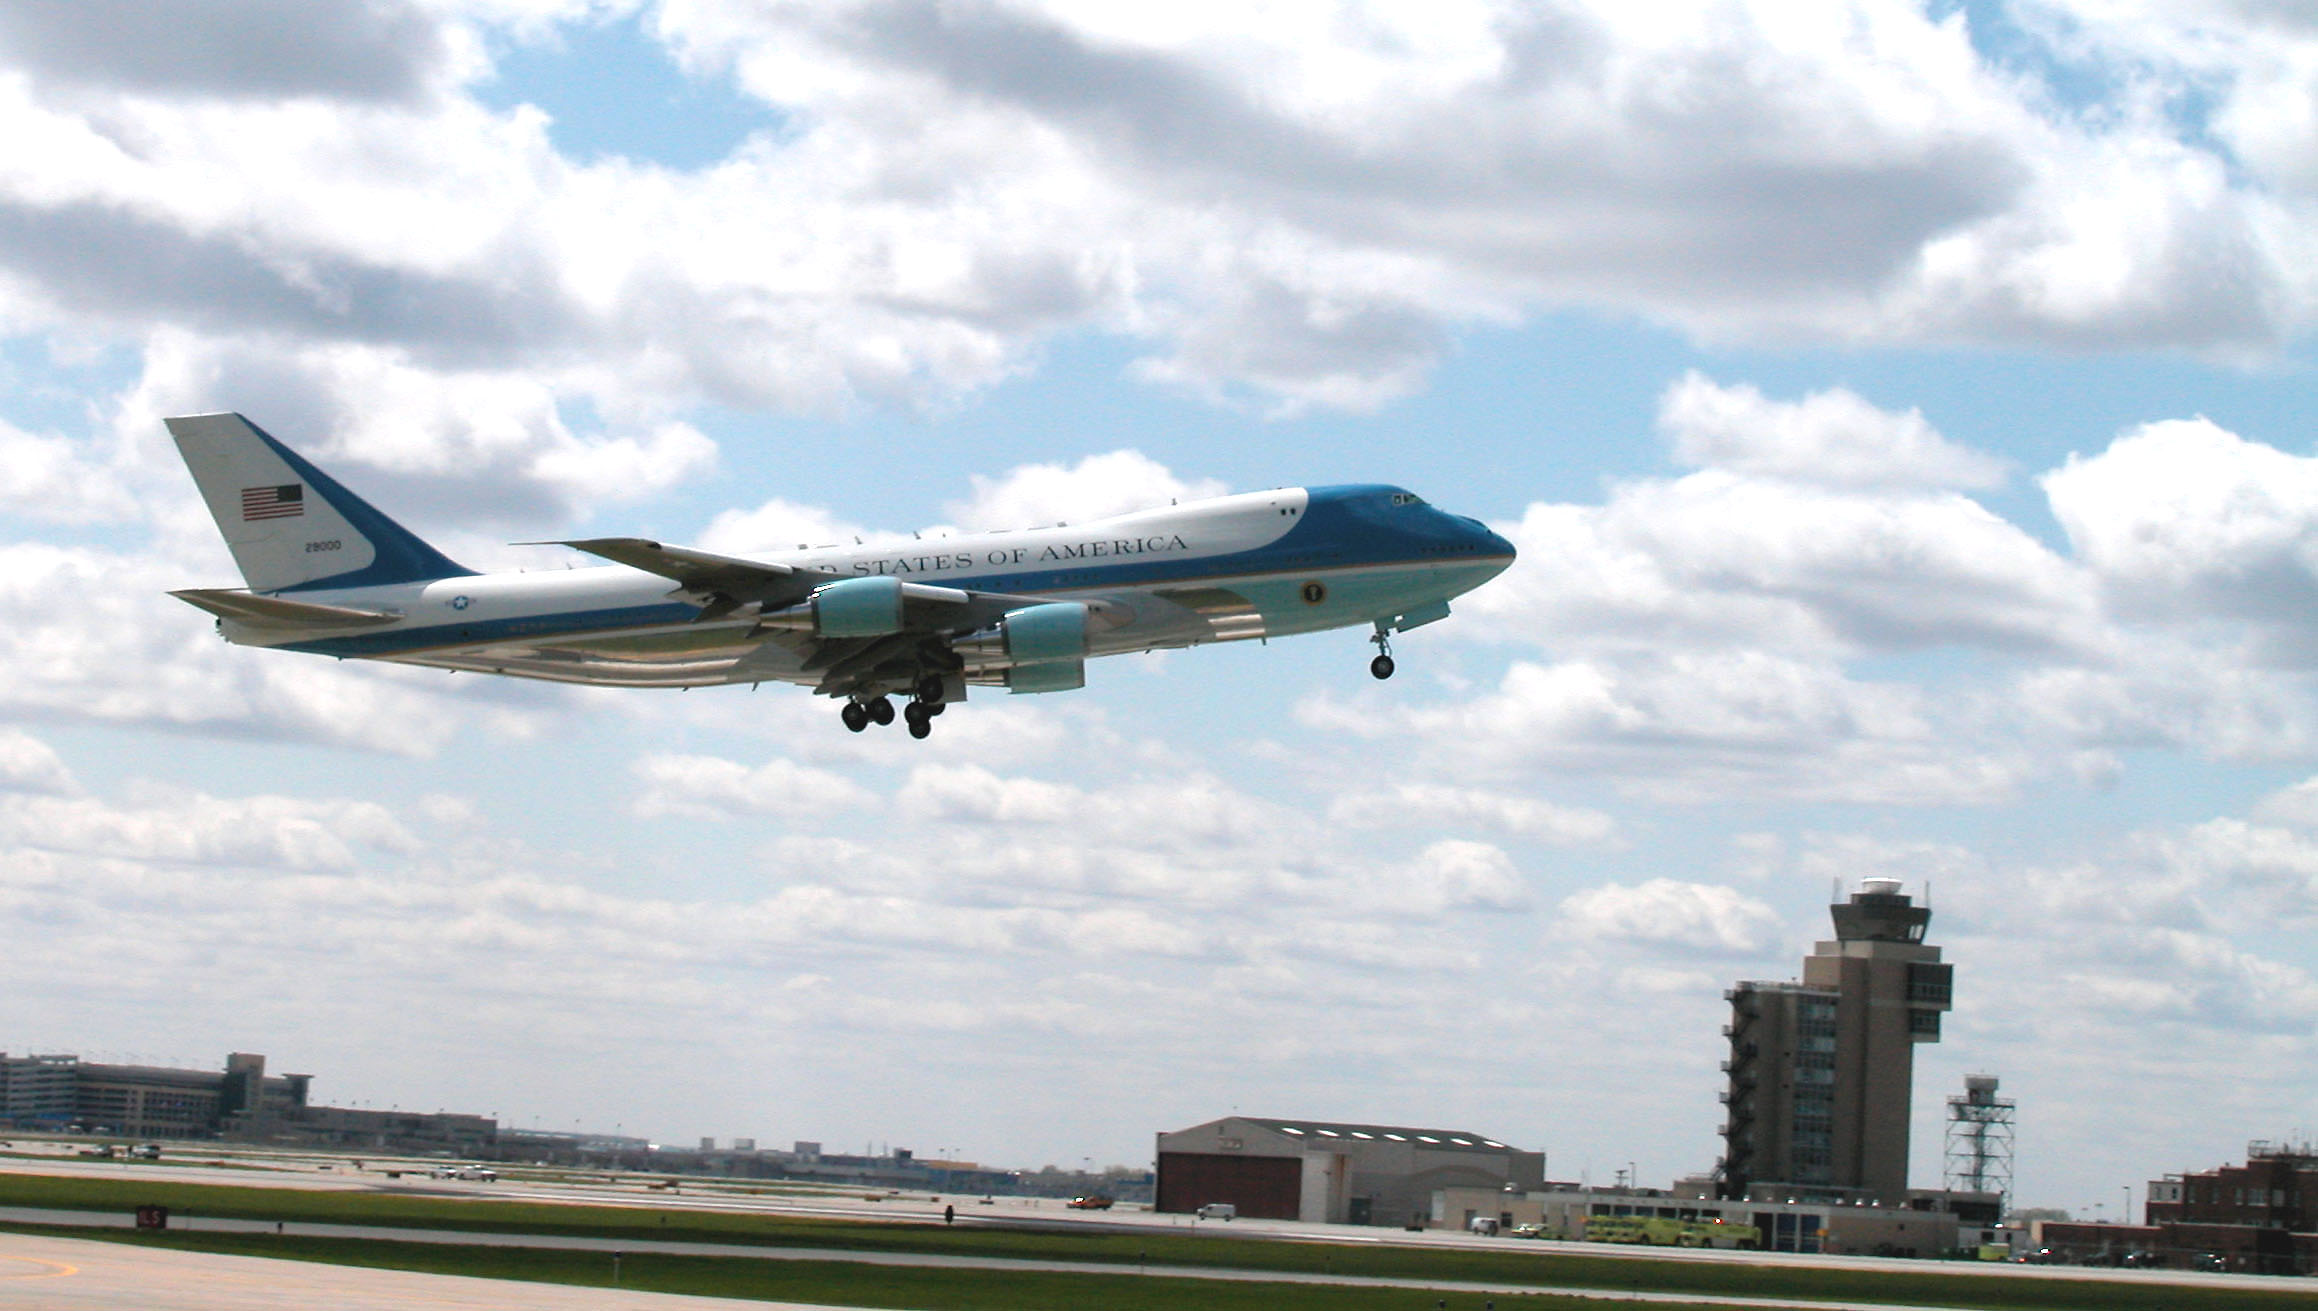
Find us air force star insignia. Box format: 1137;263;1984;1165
1300;581;1326;604
451;595;471;610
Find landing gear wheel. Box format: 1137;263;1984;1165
1369;621;1396;680
904;701;933;739
867;696;895;726
841;701;870;732
914;674;946;706
926;701;945;717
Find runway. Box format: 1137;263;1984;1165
0;1230;852;1310
0;1151;2296;1308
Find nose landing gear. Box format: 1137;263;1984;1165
1369;623;1396;680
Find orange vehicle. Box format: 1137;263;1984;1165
1067;1195;1114;1210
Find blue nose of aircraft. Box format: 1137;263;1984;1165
1458;514;1517;562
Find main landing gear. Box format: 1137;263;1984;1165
1369;623;1396;680
840;687;942;738
903;699;940;739
840;695;897;733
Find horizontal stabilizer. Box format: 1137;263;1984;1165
170;588;403;630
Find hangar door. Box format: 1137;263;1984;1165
1155;1152;1300;1219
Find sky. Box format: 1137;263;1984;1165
1;0;2315;1215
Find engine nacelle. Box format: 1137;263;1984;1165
953;602;1091;667
1005;659;1085;694
809;575;906;637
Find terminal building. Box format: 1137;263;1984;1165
0;1051;494;1153
1717;878;1952;1206
1433;1182;1965;1257
2;1052;311;1139
1156;1116;1543;1226
2033;1140;2318;1274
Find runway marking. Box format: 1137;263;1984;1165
0;1255;75;1279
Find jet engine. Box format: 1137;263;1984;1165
952;602;1091;667
755;576;973;639
807;575;906;636
1005;660;1085;694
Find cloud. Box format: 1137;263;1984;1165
631;753;877;819
942;450;1228;532
1328;783;1615;847
896;763;1081;825
0;1;2308;425
2044;416;2318;634
1659;372;2006;490
0;542;557;755
1407;839;1532;914
696;499;874;556
0;415;137;522
0;728;77;795
120;335;719;540
1555;878;1780;954
1306;654;2032;805
1471;377;2094;661
2254;774;2318;829
0;0;457;103
1379;395;2318;791
0;788;416;871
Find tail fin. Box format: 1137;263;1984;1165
166;413;475;594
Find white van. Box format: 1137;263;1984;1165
1195;1202;1236;1220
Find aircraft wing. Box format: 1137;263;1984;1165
546;537;842;618
554;537;1129;696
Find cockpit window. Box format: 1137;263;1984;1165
1388;492;1425;507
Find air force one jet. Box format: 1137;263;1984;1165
166;413;1516;738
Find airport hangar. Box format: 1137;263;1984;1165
1156;1115;1543;1227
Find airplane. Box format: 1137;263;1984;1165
165;412;1517;738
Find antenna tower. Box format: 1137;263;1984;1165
1943;1074;2015;1205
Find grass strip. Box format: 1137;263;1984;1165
2;1173;2303;1311
8;1226;1724;1311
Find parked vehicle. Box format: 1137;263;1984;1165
1195;1202;1237;1220
1584;1216;1759;1250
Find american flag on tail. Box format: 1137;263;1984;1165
240;484;304;521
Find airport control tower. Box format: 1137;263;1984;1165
1718;878;1953;1204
